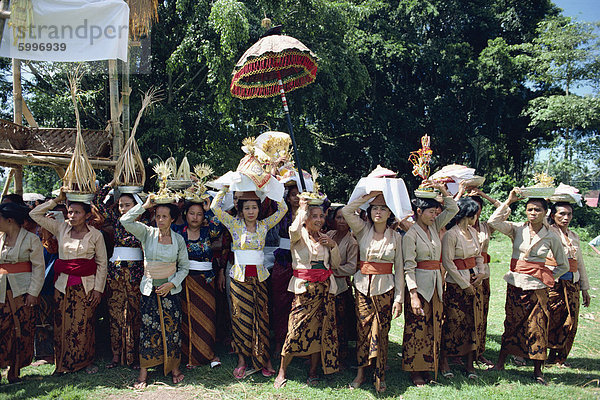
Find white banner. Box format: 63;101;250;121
0;0;129;62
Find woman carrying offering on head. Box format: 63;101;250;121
326;206;358;366
94;182;146;369
174;199;223;368
342;191;404;393
440;197;486;379
271;183;300;354
402;181;458;386
546;202;590;366
120;195;190;388
0;203;45;383
274;196;341;388
30;188;108;375
211;188;287;379
489;189;569;384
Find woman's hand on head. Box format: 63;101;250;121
55;187;67;203
142;194;156;210
507;187;522;204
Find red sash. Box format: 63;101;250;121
545;257;578;273
293;269;332;282
454;257;477;270
359;261;393;275
0;261;32;275
245;265;258;277
481;252;491;264
54;258;97;282
417;260;441;270
510;258;554;287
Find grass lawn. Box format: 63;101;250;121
1;234;599;399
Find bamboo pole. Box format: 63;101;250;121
121;48;130;141
0;152;117;169
13;58;23;195
1;169;14;198
109;59;122;160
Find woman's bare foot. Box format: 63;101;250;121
172;368;184;384
134;368;148;389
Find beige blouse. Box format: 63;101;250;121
326;230;358;295
547;225;590;290
402;196;459;302
30;199;108;295
342;197;405;304
442;225;486;289
488;202;568;290
0;228;45;303
288;207;341;294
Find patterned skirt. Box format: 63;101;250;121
271;251;294;344
281;280;339;374
478;278;490;355
230;277;270;370
54;284;97;373
356;289;393;391
501;284;549;361
107;265;142;366
402;288;443;376
139;291;182;375
548;279;580;360
0;290;35;376
442;282;481;357
181;272;216;366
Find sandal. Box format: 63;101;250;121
534;376;547;386
467;372;478;380
233;366;247;379
262;368;276;377
441;370;454;379
307;375;319;386
210;360;222;369
273;377;287;389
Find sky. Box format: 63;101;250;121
553;0;600;23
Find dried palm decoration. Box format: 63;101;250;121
165;156;177;178
176;156;191;180
128;0;159;40
297;166;326;204
63;67;96;194
152;160;175;199
114;87;162;186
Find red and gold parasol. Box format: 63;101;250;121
230;25;317;191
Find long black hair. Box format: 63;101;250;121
0;202;30;226
446;197;480;230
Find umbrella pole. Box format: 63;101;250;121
277;75;307;192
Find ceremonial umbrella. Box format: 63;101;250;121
230;26;317;191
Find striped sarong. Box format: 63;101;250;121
230;276;270;370
181;272;216;366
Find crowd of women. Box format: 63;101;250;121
0;167;592;393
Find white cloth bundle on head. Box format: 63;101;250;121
210;171;284;202
430;164;476;195
347;177;413;219
207;190;234;211
551;183;583;206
